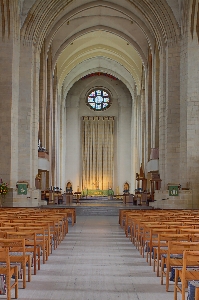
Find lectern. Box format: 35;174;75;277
74;192;81;204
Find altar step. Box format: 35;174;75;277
42;198;152;216
74;203;152;216
73;197;122;204
75;205;121;216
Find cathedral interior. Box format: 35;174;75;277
0;0;199;209
1;2;199;300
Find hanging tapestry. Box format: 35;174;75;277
82;116;114;191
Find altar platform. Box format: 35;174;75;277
82;189;114;196
42;196;153;216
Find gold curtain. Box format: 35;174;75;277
82;116;114;190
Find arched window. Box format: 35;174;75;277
86;89;111;111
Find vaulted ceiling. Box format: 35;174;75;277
20;0;181;96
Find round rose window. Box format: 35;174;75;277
86;89;111;111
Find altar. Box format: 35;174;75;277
82;189;114;196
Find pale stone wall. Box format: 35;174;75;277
152;47;160;149
38;44;47;149
60;97;67;191
18;45;34;186
0;1;20;188
179;5;188;191
164;43;181;187
150;189;193;209
0;3;42;205
186;0;199;208
0;40;18;185
62;76;132;193
131;88;142;192
158;42;181;190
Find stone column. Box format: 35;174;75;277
51;65;58;187
46;46;53;187
159;42;181;188
186;2;199;207
18;44;34;184
0;0;20;187
38;44;47;149
152;47;160;149
32;50;41;205
53;66;60;188
159;49;166;188
140;70;146;172
60;91;67;191
55;95;61;189
146;50;152;162
131;86;138;192
16;44;41;206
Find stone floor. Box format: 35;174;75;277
15;216;177;300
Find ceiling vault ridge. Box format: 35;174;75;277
127;0;180;47
60;55;140;96
58;51;141;86
21;0;73;46
62;64;136;100
20;0;179;53
44;1;154;52
52;25;147;70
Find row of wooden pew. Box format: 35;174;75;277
119;209;199;300
0;207;76;300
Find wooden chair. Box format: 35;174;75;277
34;220;58;252
147;226;171;265
0;238;31;289
0;247;18;300
6;231;39;276
160;240;199;292
34;222;52;256
174;250;199;300
125;212;143;239
195;286;199;299
16;227;48;264
135;220;163;252
152;230;180;276
140;224;169;259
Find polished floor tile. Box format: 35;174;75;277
15;216;176;300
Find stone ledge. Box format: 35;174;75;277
0;189;41;207
149;189;193;209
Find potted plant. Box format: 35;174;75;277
0;179;9;197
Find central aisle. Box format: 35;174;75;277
18;216;174;300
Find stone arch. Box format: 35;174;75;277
21;0;180;52
52;26;147;73
62;58;135;107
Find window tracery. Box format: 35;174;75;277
86;89;111;111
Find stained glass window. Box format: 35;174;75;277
86;89;111;111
